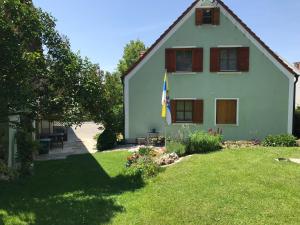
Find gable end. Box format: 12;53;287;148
123;0;298;80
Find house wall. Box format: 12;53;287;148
296;84;300;108
126;7;291;141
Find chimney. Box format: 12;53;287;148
294;62;300;71
139;51;146;58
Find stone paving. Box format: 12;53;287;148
36;122;100;161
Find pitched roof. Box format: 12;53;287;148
123;0;299;78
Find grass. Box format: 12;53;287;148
1;148;300;225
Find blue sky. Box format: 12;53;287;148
33;0;300;72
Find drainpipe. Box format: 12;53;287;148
293;74;299;135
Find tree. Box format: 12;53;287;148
0;0;104;126
97;40;147;147
101;71;123;133
117;40;146;76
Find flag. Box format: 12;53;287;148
161;72;172;125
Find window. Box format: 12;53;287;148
195;8;220;26
210;47;250;72
165;48;203;73
170;99;203;124
216;99;238;125
176;100;193;122
203;9;212;24
220;48;238;71
175;50;193;72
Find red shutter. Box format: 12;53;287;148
192;48;203;72
193;100;203;124
170;100;177;123
195;8;203;26
210;48;220;72
238;47;249;72
165;49;176;72
212;8;220;25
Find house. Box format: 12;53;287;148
295;62;300;107
123;0;300;143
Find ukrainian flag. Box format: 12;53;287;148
161;72;172;125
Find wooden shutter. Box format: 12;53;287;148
192;48;203;72
212;8;220;25
195;8;203;26
193;100;203;124
165;49;176;72
238;47;250;72
170;100;177;123
216;100;237;124
210;48;220;72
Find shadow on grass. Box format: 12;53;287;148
0;153;144;225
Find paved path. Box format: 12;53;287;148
36;122;102;161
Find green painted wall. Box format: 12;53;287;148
127;9;291;141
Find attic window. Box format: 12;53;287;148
203;9;212;24
195;8;220;26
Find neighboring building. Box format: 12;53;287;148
0;115;19;168
123;0;300;142
295;62;300;107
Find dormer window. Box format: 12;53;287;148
195;8;220;26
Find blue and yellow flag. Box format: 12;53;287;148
161;72;172;125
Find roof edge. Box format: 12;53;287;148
216;0;298;77
122;0;198;79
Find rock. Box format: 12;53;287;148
156;152;179;166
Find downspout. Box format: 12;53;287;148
121;76;125;141
293;74;299;135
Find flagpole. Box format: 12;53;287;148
164;120;167;149
161;69;169;150
164;70;168;149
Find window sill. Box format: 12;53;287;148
171;72;197;75
172;123;202;125
216;124;239;127
217;71;243;75
198;24;218;27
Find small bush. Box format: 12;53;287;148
96;129;116;151
125;151;160;179
166;141;186;157
187;131;222;154
262;134;297;147
147;136;165;146
0;160;18;181
138;147;153;156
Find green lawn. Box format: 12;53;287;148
1;148;300;225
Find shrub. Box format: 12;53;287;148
148;136;165;146
138;147;153;156
0;160;18;181
187;131;222;154
125;152;160;179
96;129;116;151
166;141;186;157
16;130;38;175
262;134;297;147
